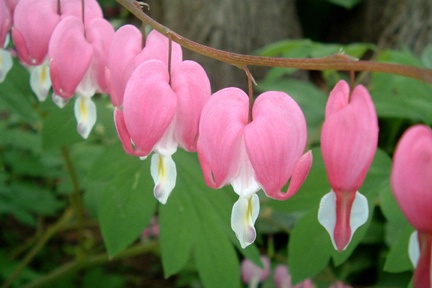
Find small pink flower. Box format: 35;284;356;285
241;256;271;286
12;0;102;66
198;88;312;248
106;26;182;107
274;265;315;288
391;124;432;288
115;59;210;204
318;80;378;252
49;16;114;138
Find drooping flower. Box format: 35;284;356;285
114;59;211;204
318;80;378;252
105;26;182;107
197;88;312;248
12;0;102;100
241;256;271;287
391;124;432;288
49;16;114;138
0;0;12;83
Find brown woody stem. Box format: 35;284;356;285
116;0;432;84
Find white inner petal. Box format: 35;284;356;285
52;93;70;108
30;61;51;102
318;190;368;251
75;68;97;98
408;231;420;268
231;194;260;249
151;153;177;205
231;137;261;198
74;95;97;139
0;48;13;83
154;117;178;156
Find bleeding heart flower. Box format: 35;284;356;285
12;0;102;100
49;16;114;138
106;26;182;107
197;88;312;248
274;265;315;288
115;59;210;204
391;124;432;288
318;80;378;252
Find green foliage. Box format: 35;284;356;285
160;150;261;288
86;144;157;257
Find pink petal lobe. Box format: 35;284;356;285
391;125;432;233
84;18;114;94
122;60;177;156
60;0;103;23
281;150;313;200
134;29;183;69
106;25;142;107
171;60;211;152
12;0;60;65
197;87;248;188
244;91;308;200
114;108;141;156
321;81;378;193
49;16;93;98
0;1;11;46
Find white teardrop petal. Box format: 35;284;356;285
52;93;70;108
318;190;368;251
231;194;260;249
30;62;52;102
408;231;420;268
151;153;177;205
318;190;338;250
74;95;96;139
0;49;13;83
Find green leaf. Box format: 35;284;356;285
160;150;242;287
326;0;362;9
371;50;432;124
384;224;414;273
421;45;432;69
0;59;39;124
288;212;332;284
86;144;157;257
41;100;83;150
0;182;64;226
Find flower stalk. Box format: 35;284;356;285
116;0;432;83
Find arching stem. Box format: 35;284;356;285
117;0;432;84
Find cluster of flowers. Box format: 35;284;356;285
240;255;352;288
1;1;431;285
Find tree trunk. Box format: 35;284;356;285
147;0;303;91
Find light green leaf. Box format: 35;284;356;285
0;59;39;124
288;212;332;284
160;150;243;287
86;144;157;257
384;224;414;273
326;0;362;9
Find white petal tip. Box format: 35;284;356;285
74;96;96;139
0;49;13;83
318;190;368;251
408;231;420;268
231;194;260;249
151;154;177;205
52;93;70;108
